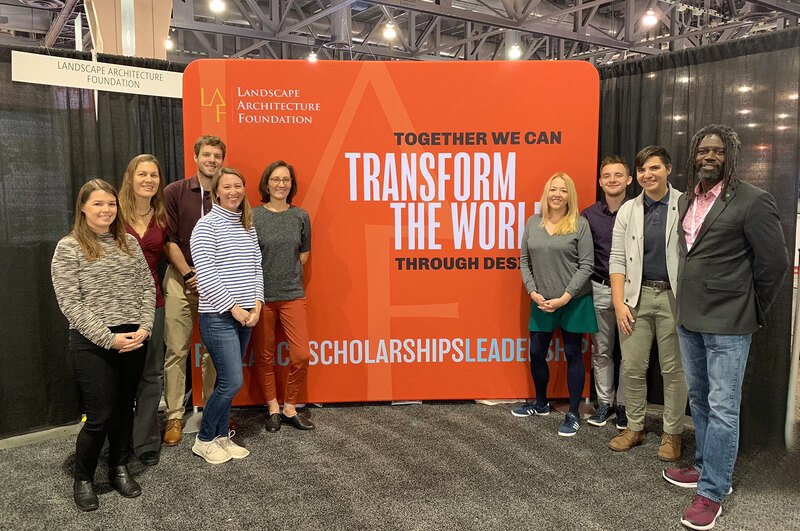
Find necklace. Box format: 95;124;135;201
135;206;153;217
266;203;289;212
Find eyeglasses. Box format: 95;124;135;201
269;178;292;185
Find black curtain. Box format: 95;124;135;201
0;46;184;438
597;27;800;450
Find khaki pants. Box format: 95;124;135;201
163;266;216;420
619;285;687;434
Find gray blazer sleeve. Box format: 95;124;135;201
564;217;594;297
745;191;789;315
520;218;537;294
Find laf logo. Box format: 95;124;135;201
201;87;226;123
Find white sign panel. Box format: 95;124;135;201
11;51;182;98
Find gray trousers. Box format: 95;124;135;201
590;280;624;406
133;305;165;455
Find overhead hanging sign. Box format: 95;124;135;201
183;59;600;404
11;50;182;98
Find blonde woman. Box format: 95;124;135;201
512;172;597;437
118;154;168;466
189;168;264;464
51;179;155;510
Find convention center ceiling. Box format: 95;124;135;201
0;0;798;63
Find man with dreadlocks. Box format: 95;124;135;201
662;124;788;531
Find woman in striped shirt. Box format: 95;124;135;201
51;179;155;511
189;167;264;464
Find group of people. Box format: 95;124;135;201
515;124;788;530
51;126;788;530
51;136;314;511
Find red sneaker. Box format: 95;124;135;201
663;466;701;488
681;494;722;530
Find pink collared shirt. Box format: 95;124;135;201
683;180;724;251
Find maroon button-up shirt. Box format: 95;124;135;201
164;175;213;267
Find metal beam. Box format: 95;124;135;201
277;0;359;37
43;0;79;47
748;0;800;17
362;0;635;50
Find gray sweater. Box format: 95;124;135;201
252;205;311;302
51;233;156;349
520;215;594;300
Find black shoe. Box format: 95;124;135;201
109;466;142;498
73;480;99;512
281;412;315;430
265;413;282;432
139;451;160;466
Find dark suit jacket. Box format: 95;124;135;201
676;181;788;335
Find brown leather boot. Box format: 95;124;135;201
163;418;183;446
658;433;682;462
609;428;645;452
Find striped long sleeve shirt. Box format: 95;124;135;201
190;203;265;313
51;233;156;349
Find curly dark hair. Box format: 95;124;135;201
685;124;741;204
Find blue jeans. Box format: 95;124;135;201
677;325;752;503
198;312;252;441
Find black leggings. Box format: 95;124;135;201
529;330;585;416
71;326;146;481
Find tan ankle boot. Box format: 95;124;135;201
163;418;183;446
658;433;682;462
609;428;645;452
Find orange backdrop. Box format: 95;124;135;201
182;59;600;405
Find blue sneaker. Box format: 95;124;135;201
615;405;628;430
511;402;550;417
558;412;581;437
588;403;613;427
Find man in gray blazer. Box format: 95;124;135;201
608;146;687;462
663;124;788;531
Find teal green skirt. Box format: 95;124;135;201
529;293;598;333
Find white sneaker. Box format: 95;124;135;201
218;431;250;459
192;436;232;464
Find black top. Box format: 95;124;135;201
580;199;620;281
642;192;669;282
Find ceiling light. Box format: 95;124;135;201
747;123;757;128
737;86;753;93
678;76;689;83
383;23;397;40
165;38;174;50
736;109;751;114
307;51;318;63
789;93;799;100
507;43;522;60
777;125;788;131
209;0;225;14
642;9;658;27
647;73;657;79
756;145;769;151
673;115;685;121
777;113;789;119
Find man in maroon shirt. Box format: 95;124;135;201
162;135;225;446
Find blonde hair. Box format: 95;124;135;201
118;154;167;229
539;172;579;235
211;167;253;230
71;179;132;260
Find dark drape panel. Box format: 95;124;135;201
598;28;800;450
0;47;102;436
0;45;185;439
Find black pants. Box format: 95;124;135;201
71;326;146;482
529;330;585;415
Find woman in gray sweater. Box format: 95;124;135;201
512;172;597;437
51;179;155;511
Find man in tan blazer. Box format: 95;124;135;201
607;145;687;461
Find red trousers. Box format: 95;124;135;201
254;298;310;404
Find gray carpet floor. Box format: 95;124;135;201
1;402;798;531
